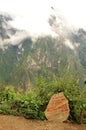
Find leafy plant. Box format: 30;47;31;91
0;75;86;123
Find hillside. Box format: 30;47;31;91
0;14;86;87
0;13;86;127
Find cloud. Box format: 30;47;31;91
0;13;30;48
0;0;86;36
50;0;86;29
64;39;74;50
0;30;30;49
48;12;70;38
0;0;86;50
3;31;29;45
0;0;55;36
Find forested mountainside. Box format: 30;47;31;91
0;14;86;87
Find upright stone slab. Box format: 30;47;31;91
45;92;70;122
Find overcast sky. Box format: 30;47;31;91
0;0;86;35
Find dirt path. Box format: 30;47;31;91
0;115;86;130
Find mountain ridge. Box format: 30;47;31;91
0;13;86;87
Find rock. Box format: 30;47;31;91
45;92;70;122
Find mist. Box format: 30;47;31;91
0;0;86;50
0;0;86;35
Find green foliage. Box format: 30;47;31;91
35;75;86;123
0;75;86;123
0;87;46;120
0;36;86;87
69;99;85;123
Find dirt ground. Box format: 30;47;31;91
0;115;86;130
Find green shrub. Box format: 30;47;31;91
0;75;86;123
0;103;12;115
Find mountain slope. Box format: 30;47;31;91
0;13;86;87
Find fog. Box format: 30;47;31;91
0;0;86;35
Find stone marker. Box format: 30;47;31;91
45;92;70;122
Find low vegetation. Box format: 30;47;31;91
0;75;86;123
